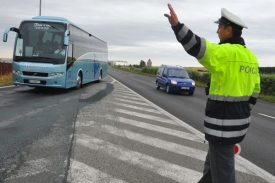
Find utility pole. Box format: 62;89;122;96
39;0;41;16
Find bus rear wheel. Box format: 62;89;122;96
75;73;82;89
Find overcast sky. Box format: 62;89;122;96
0;0;274;67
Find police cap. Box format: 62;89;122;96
214;8;248;30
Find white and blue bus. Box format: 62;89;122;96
3;16;108;89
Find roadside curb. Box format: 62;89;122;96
0;85;15;89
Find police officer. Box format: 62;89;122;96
164;4;260;183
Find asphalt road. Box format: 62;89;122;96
0;86;79;182
0;67;274;183
0;81;112;182
108;66;275;177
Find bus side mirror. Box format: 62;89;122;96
3;27;20;42
63;30;69;46
64;37;69;46
3;33;8;42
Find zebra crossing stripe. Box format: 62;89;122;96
99;125;207;161
112;91;137;97
112;94;144;101
96;124;253;175
106;101;162;114
76;134;202;183
114;98;150;106
113;90;136;96
68;160;127;183
114;108;178;125
100;114;202;143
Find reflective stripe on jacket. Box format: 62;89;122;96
172;23;261;145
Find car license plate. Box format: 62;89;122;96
29;80;40;84
181;87;189;89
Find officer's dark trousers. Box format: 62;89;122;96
198;142;236;183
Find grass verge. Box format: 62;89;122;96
0;73;13;87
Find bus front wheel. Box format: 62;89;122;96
75;73;82;89
97;70;102;83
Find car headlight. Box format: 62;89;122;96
171;80;177;85
12;69;21;75
192;81;195;86
50;72;64;77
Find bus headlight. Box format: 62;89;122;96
171;80;177;85
50;72;64;77
12;69;21;75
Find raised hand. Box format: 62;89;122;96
164;3;179;26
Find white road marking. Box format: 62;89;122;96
114;108;178;125
112;94;143;101
98;124;253;175
106;101;161;114
68;160;127;183
113;89;133;93
77;134;202;183
114;98;150;106
112;92;137;97
87;77;275;182
0;85;15;89
100;114;202;142
258;113;275;119
99;125;206;161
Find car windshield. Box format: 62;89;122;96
168;69;189;78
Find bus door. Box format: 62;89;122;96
93;53;100;80
66;42;74;88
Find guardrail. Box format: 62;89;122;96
0;62;12;76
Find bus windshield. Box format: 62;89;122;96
14;21;67;64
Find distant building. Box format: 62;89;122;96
147;59;152;67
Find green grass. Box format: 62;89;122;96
258;94;275;103
0;73;13;87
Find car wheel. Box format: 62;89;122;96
156;81;160;89
166;84;171;94
188;91;194;96
75;73;82;89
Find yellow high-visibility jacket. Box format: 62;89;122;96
172;23;260;144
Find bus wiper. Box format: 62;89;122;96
14;57;37;62
38;57;58;64
16;57;56;64
51;25;61;31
